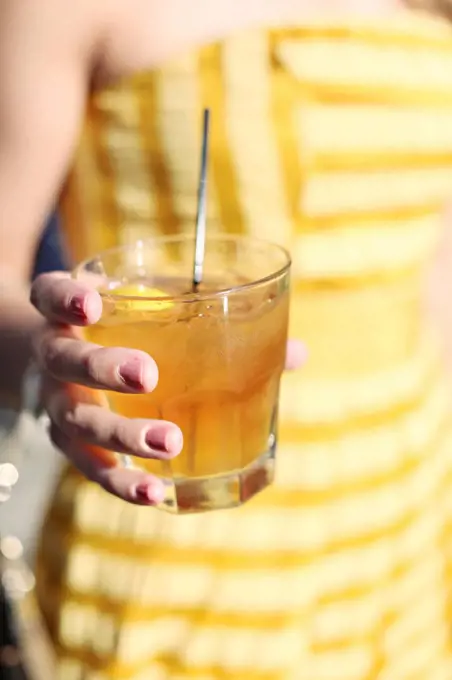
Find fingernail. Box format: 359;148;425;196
145;427;182;454
134;482;165;504
145;428;168;452
166;428;183;454
135;483;153;501
69;296;87;320
119;359;143;391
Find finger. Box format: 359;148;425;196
30;272;102;326
285;339;307;371
49;423;167;505
46;381;183;459
36;326;158;392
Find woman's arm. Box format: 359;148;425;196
0;0;102;405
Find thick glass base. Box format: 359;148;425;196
156;446;276;514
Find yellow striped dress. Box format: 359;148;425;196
36;15;452;680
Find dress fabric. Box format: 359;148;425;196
36;15;452;680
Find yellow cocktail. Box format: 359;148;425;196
75;235;290;513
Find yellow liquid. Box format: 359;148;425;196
86;276;289;512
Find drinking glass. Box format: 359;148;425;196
74;234;290;513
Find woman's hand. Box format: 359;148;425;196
30;272;305;505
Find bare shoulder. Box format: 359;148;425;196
0;0;113;65
0;0;119;280
98;0;276;81
95;0;341;83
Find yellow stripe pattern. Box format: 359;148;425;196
48;14;452;680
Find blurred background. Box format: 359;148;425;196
0;215;66;562
0;215;66;680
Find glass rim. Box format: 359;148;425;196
73;233;291;303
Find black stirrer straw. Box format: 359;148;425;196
192;108;210;291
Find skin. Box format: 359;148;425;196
0;0;445;505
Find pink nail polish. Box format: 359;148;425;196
146;428;183;455
119;358;143;390
135;482;165;505
145;428;168;453
135;483;152;501
69;296;87;320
